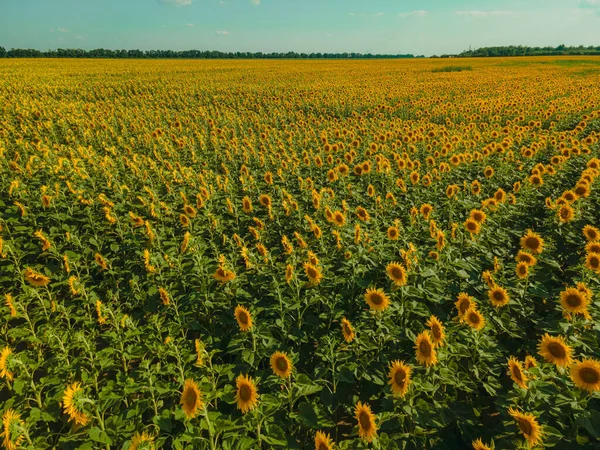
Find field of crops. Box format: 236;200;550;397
1;57;600;449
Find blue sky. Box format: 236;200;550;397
1;0;599;55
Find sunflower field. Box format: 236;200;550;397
1;57;600;449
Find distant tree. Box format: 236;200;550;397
0;46;6;58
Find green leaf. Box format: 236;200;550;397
89;427;112;445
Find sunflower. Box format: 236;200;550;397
464;218;481;235
488;285;510;308
332;211;346;227
213;266;236;283
242;196;253;213
426;315;445;346
62;382;90;426
341;317;355;343
515;262;529;279
516;251;537;266
387;226;399;240
179;214;190;227
158;287;170;306
483;166;494;178
420;203;433;219
469;209;486;224
570;358;600;393
583;225;599;242
585;252;600;273
180;378;203;420
508;408;543;448
2;409;25;450
285;264;294;283
538;334;573;367
355;402;377;442
314;431;334;450
464;307;485;330
304;263;323;285
388;360;411;398
234;305;253;332
355;206;370;222
508;357;528;389
455;293;474;319
560;287;589;314
259;194;272;208
386;262;407;286
23;267;50;287
415;331;438;366
270;351;293;379
525;355;537;370
235;374;259;413
0;347;14;381
557;204;574;223
364;288;390;312
520;230;544;254
129;431;156;450
585;241;600;254
471;438;491;450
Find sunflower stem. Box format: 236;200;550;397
203;404;217;450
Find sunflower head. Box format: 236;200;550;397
570;358;600;393
62;382;90;426
586;252;600;273
235;374;259;413
364;288;390;312
520;230;544;254
508;408;543;448
314;430;334;450
455;293;474;319
560;287;589;314
129;431;156;450
538;334;573;367
2;409;26;450
516;251;537;266
557;204;574;223
415;331;438;366
515;262;529;279
464;218;481;235
180;379;203;420
469;209;486;224
471;438;492;450
387;226;399;240
488;285;510;308
464;307;485;331
354;401;377;442
341;317;355;343
304;262;323;285
507;357;528;389
388;360;411;397
386;262;407;286
524;355;537;370
270;351;293;379
234;305;253;332
583;225;600;242
426;315;445;346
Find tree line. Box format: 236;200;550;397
0;47;419;59
450;45;600;58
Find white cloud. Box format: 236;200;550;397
75;35;86;40
455;10;516;17
158;0;192;6
216;30;229;35
250;0;260;5
397;10;428;18
373;12;384;17
58;27;69;33
185;23;194;27
325;33;332;37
